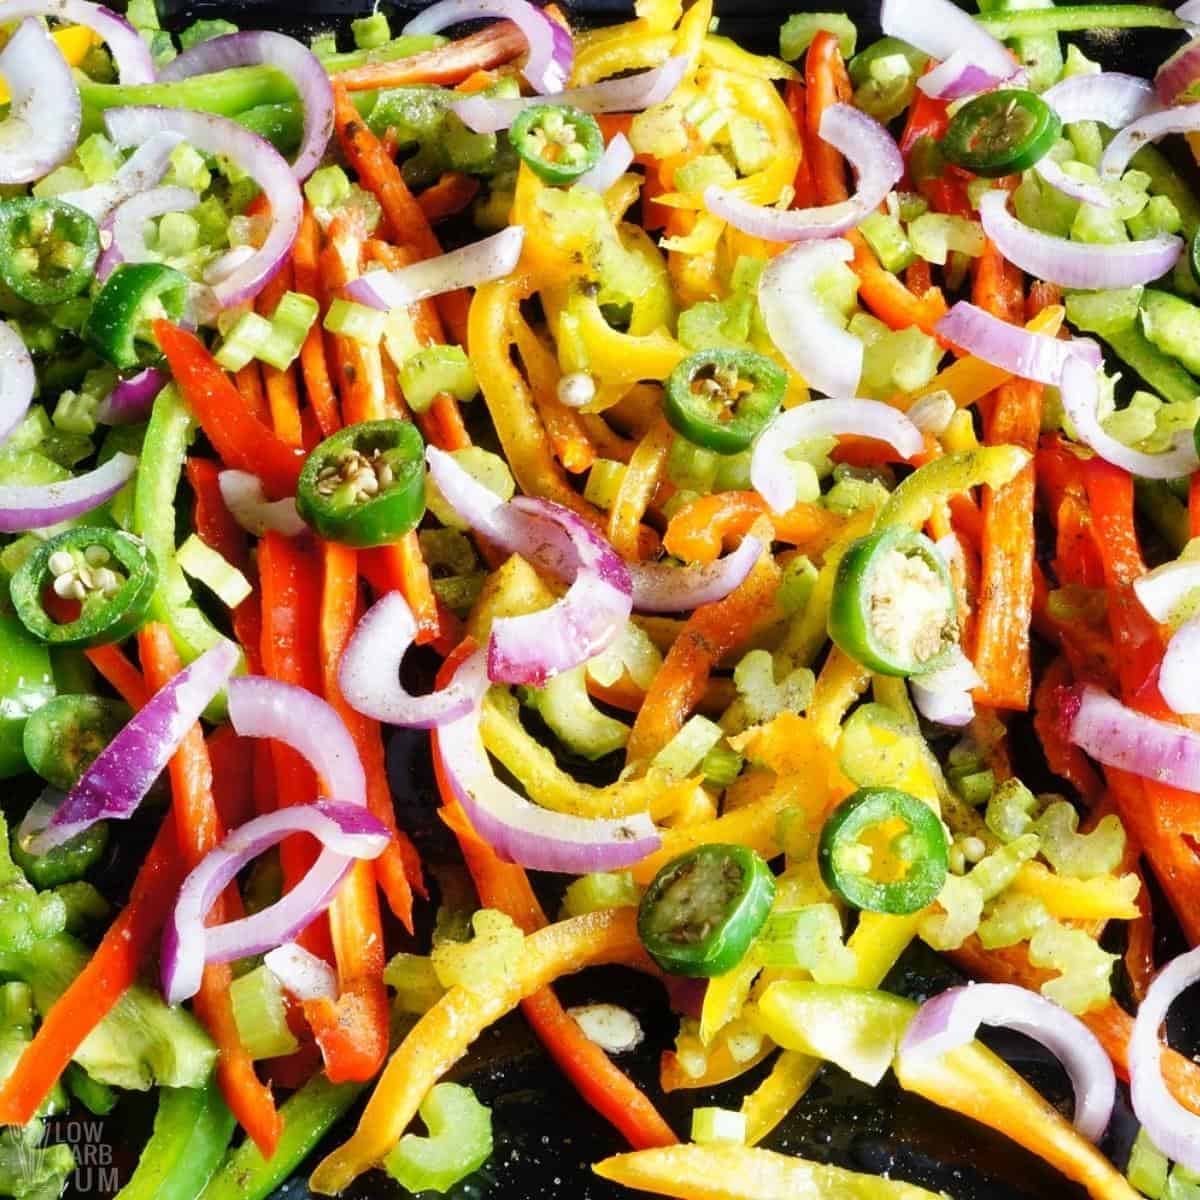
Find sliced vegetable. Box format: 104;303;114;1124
664;350;786;455
509;105;604;185
942;90;1061;178
0;198;99;306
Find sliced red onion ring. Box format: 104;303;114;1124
882;0;1016;99
578;132;633;193
162;800;389;1005
0;451;137;533
29;639;239;854
95;367;167;425
911;646;981;728
1134;559;1200;623
404;0;573;94
345;226;525;311
452;55;688;133
97;185;199;282
1159;617;1200;715
217;469;306;538
758;239;862;400
105;107;303;309
1033;158;1117;210
1042;72;1159;129
264;942;338;1002
339;591;478;728
1130;945;1200;1173
0;0;154;84
158;32;333;181
937;302;1103;385
705;105;902;243
434;648;660;872
978;190;1182;290
1157;37;1200;106
58;132;184;223
899;983;1115;1143
0;321;34;449
0;18;81;184
629;535;762;614
1103;105;1200;180
1060;354;1198;480
751;399;923;515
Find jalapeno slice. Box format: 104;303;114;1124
22;693;131;792
297;419;426;547
11;527;158;649
818;787;949;915
0;198;100;306
84;262;190;370
828;525;957;677
637;843;776;977
1190;228;1200;288
941;89;1061;178
508;104;605;185
664;349;787;456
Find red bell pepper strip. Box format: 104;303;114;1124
783;80;817;209
84;642;149;708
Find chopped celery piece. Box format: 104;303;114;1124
215;311;273;372
1071;198;1129;245
304;165;352;211
1065;287;1144;337
425;447;514;530
77;133;122;184
778;554;818;615
722;648;815;733
986;778;1039;842
126;0;159;28
230;964;299;1060
431;910;524;993
978;893;1051;949
857;320;943;397
653;715;723;779
1028;920;1116;1013
583;459;627;509
522;666;629;760
179;18;238;49
385;1083;493;1194
1127;1129;1169;1199
1140;289;1200;377
701;742;744;787
953;769;995;808
1033;800;1125;878
157;210;200;258
310;31;338;57
177;534;254;608
779;12;857;59
727;116;773;175
260;292;319;371
859;211;915;273
33;166;90;199
675;153;737;195
324;298;386;345
384;953;446;1015
667;437;721;491
352;11;391;50
1128;195;1182;241
165;143;211;193
1013;171;1078;238
52;390;99;437
560;871;640;918
823;472;890;516
909;213;986;265
397;345;479;412
755;904;856;983
691;1107;747;1146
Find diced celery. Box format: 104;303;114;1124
823;473;890;516
304;165;353;212
384;1083;492;1194
859;323;944;397
1071;199;1129;245
701;743;744;787
215;311;274;372
384;953;446;1015
32;166;90;199
191;195;229;248
309;31;338;57
1068;120;1105;169
177;534;253;608
1140;289;1200;377
52;391;99;437
1065;287;1144;338
722;648;815;734
324;298;386;345
653;715;724;779
1033;800;1125;878
909;213;986;265
397;345;478;412
77;134;121;185
259;291;319;371
156;210;200;258
587;622;662;690
126;0;159;29
986;778;1039;842
756;904;855;983
352;12;391;50
1027;920;1116;1013
179;18;237;50
431;910;524;993
1105;390;1160;448
779;12;857;60
1013;172;1078;237
230;965;299;1060
560;871;640;918
977;893;1051;949
667;437;721;491
727;116;773;176
920;874;985;951
691;1107;747;1146
144;27;176;68
425;447;514;530
522;666;630;760
859;211;915;274
1127;1129;1169;1199
165;143;211;193
583;459;627;509
675;153;737;195
813;261;860;323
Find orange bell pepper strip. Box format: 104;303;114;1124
416;171;481;223
257;261;305;448
84;642;149;708
207;725;257;831
663;492;845;564
234;361;269;422
309;907;658;1194
783;80;817;209
139;624;282;1157
608;418;673;561
155;321;306;498
293;207;341;438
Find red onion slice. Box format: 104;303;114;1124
919;53;1010;101
96;367;167;425
882;0;1016;98
978;190;1183;290
751;399;923;515
1042;72;1159;129
705;105;902;243
217;469;306;538
29;639;239;854
0;320;34;449
58;132;183;223
264;942;338;1002
345;226;525;311
452;56;687;133
162;799;389;1005
911;646;981;729
339;591;478;728
404;0;573;94
105;107;303;309
434;648;660;872
1157;37;1200;105
1067;682;1200;792
1130;945;1200;1173
98;185;199;282
1060;354;1198;480
1103;105;1200;180
1134;559;1200;623
0;451;137;533
1158;617;1200;716
0;0;154;83
758;239;862;400
578;131;633;194
937;302;1103;386
1033;158;1117;210
0;18;81;184
899;983;1116;1143
157;32;334;181
629;535;762;613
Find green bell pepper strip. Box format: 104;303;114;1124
84;263;190;371
637;844;776;978
0;198;100;307
818;787;949;916
199;1073;365;1200
975;4;1185;35
828;526;957;677
877;446;1030;531
0;583;56;781
508;104;605;185
385;1083;494;1193
941;90;1061;178
115;1082;236;1200
63;1062;117;1116
664;349;787;455
10;527;158;649
296;419;426;547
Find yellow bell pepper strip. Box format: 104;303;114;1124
660;1037;774;1092
609;418;673;561
700;34;797;81
594;1144;945;1200
308;909;656;1194
808;648;873;749
877;446;1031;532
0;26;93;104
699;955;761;1045
672;0;712;72
571;30;675;86
1009;862;1142;922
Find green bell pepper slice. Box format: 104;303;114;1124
508;104;605;185
877;446;1029;530
0;198;100;306
637;843;776;977
0;583;56;780
664;349;787;455
942;90;1061;178
385;1082;494;1193
297;419;426;547
10;526;158;649
84;263;190;370
818;787;949;916
975;4;1185;35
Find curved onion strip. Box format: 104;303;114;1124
404;0;573;94
0;0;154;83
105;106;303;308
58;132;184;223
95;367;167;425
758;238;862;400
98;185;199;281
911;647;981;729
1159;617;1200;715
578;132;634;193
705;105;902;243
629;535;762;613
0;451;137;533
1034;157;1117;210
881;0;1016;96
265;942;338;1002
158;31;334;180
217;469;306;537
0;321;34;449
979;190;1182;290
751;399;923;515
1134;559;1200;623
1042;72;1159;129
1103;106;1200;179
1060;354;1198;480
900;983;1116;1142
339;591;478;727
451;56;688;133
0;19;81;184
434;648;660;872
919;53;1010;101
